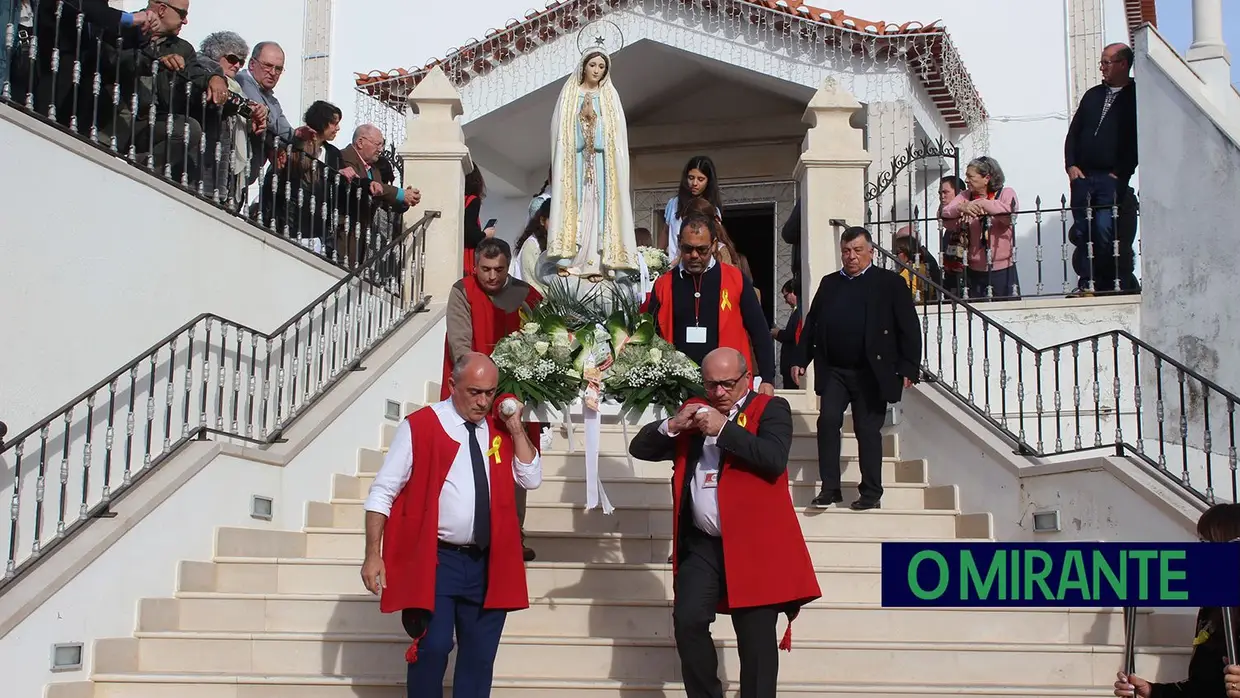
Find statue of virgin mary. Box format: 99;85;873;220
546;44;638;281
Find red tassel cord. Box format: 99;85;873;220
405;629;427;664
779;620;794;652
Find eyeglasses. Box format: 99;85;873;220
255;58;285;75
704;371;749;392
222;54;243;66
679;242;713;257
1099;59;1125;67
154;1;187;21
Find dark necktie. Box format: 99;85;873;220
463;421;491;550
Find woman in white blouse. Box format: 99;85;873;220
510;198;553;293
658;155;723;258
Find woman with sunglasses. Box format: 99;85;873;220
194;31;264;203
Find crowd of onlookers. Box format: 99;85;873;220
857;42;1142;302
2;0;421;267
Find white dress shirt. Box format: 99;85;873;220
661;393;750;537
363;400;542;546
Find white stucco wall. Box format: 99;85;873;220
0;314;445;698
1135;34;1240;384
0;109;343;432
898;386;1201;545
1133;27;1240;480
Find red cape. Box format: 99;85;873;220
648;262;754;374
671;393;820;612
379;406;529;615
440;275;543;402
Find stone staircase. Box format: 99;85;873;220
45;393;1193;697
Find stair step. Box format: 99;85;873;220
90;633;1190;686
308;500;966;538
53;675;1149;697
370;431;897;464
302;531;987;565
183;559;884;602
138;593;1196;646
53;679;1155;698
354;452;913;487
332;471;942;509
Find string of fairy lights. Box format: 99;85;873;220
352;0;990;163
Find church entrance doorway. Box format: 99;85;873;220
722;203;776;324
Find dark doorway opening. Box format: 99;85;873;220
721;203;776;326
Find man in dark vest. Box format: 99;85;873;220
443;236;543;560
630;348;820;698
643;213;776;395
361;352;541;698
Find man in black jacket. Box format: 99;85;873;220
1064;42;1139;296
791;226;921;510
99;0;228;182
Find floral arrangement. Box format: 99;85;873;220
493;279;702;416
638;246;670;276
491;319;582;408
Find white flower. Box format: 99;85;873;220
522;322;540;335
647;347;663;364
534;341;549;356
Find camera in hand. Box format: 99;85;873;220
225;92;254;119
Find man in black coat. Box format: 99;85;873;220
791;226;921;510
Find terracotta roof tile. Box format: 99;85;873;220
1124;0;1157;42
354;0;986;129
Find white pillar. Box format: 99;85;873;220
398;66;472;305
1186;0;1232;96
792;78;871;410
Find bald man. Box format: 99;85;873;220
629;348;820;698
336;123;421;264
362;353;541;698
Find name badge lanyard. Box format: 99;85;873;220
692;273;704;328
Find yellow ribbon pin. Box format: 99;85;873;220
737;413;747;428
720;289;733;312
485;435;502;466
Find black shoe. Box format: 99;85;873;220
523;546;536;562
849;499;881;511
810;490;843;508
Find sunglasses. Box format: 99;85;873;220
155;1;188;21
223;54;244;66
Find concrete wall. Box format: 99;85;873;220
0;107;343;432
0;310;445;698
1134;27;1240;463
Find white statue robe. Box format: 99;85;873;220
546;58;638;276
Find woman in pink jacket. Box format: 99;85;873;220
941;156;1021;300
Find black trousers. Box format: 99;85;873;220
816;366;887;502
673;526;780;698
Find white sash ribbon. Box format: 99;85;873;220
582;405;614;514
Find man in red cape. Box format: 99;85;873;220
443;236;544;561
361;352;541;698
642;213;776;397
629;347;820;698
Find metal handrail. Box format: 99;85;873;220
872;242;1240;505
0;210;439;589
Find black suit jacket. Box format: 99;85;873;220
794;266;922;404
629;394;795;515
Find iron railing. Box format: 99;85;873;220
864;138;1141;301
870;198;1141;301
2;0;412;269
872;243;1240;507
0;210;438;590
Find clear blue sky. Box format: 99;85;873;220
1155;0;1240;85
